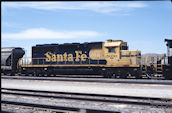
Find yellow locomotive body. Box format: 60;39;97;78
90;39;141;68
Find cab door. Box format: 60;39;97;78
104;46;120;66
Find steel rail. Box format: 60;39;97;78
1;110;14;113
1;76;172;85
1;100;81;112
2;88;172;107
1;100;121;113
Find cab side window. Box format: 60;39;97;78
108;47;115;53
120;46;128;50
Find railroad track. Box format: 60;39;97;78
2;100;127;113
2;88;172;107
2;88;172;113
1;100;83;113
2;75;172;85
1;73;104;78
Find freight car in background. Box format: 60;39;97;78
1;47;25;75
19;40;142;78
163;39;172;79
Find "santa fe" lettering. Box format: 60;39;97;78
45;51;87;62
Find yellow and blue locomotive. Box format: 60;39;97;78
19;40;141;78
1;39;172;79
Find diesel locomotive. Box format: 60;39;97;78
1;39;172;79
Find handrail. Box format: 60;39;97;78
19;57;102;65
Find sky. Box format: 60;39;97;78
1;1;172;57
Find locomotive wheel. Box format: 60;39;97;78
24;73;29;76
104;71;113;78
31;73;35;76
10;72;15;76
135;71;142;79
3;72;7;75
165;73;172;80
120;74;127;79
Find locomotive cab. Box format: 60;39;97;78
103;40;141;67
103;40;125;66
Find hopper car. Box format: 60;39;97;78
1;47;25;75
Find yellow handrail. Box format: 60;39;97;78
20;57;102;65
